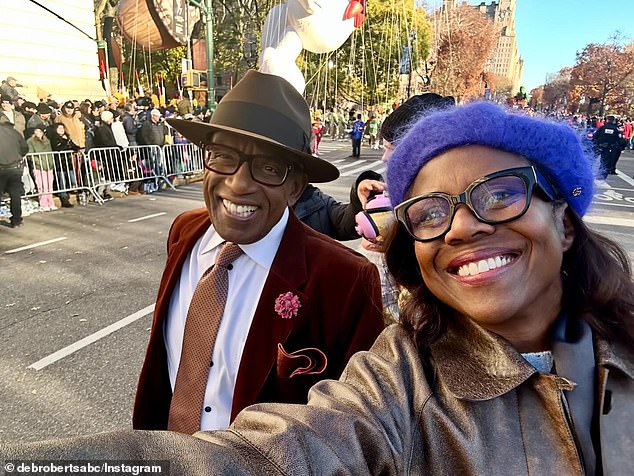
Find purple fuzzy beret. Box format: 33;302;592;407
387;102;594;217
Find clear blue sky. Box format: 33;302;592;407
468;0;633;92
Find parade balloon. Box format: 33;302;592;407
259;0;365;94
117;0;199;52
287;0;356;53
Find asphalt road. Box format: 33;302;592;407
1;141;633;443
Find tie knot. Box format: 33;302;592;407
215;242;243;268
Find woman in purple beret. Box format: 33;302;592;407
380;101;634;474
3;103;633;474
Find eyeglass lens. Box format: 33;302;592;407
406;175;529;240
206;146;289;186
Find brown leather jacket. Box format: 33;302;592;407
3;318;633;474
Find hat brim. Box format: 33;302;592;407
167;118;339;183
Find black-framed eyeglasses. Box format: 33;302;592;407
203;144;294;187
394;166;557;242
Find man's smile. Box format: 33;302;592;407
222;198;260;219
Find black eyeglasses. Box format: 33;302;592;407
394;166;557;242
203;144;294;186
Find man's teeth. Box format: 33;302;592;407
223;199;258;217
457;255;514;277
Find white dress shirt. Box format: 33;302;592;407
164;208;289;431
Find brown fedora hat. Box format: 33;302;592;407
166;70;339;183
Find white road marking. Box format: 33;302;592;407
337;160;365;170
4;237;67;254
341;160;384;177
585;215;634;227
616;169;634;187
591;202;634;209
127;212;166;223
28;304;156;371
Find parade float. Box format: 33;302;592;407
116;0;200;52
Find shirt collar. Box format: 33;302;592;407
200;207;289;270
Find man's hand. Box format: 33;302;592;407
357;179;386;207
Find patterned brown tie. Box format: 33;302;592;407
167;242;243;434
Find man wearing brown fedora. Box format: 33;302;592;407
133;70;384;434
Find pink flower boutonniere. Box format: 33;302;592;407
274;292;301;319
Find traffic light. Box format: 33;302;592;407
181;70;208;90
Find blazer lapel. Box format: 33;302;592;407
231;212;309;419
153;210;211;332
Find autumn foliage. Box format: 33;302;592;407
533;39;634;116
423;4;497;101
569;42;634;115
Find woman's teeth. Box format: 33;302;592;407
223;199;258;217
456;255;514;277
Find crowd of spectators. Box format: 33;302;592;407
0;74;217;226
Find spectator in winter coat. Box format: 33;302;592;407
0;76;21;102
27;126;56;211
622;118;632;150
91;110;117;198
1;94;26;137
293;170;383;241
78;102;95;151
49;122;80;207
20;101;37;124
93;111;118;148
138;109;167;186
176;97;193;117
0;114;27;227
26;102;53;139
55;101;86;149
122;103;138;146
111;110;129;149
140;109;167;146
350;113;364;157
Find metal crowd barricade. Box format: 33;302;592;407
20;143;202;208
126;144;175;191
87;144;175;196
162;142;205;177
22;150;103;204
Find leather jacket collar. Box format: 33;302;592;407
596;337;634;380
430;314;634;401
430;315;536;401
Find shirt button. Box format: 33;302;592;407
204;406;212;413
227;264;233;270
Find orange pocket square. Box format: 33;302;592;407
277;344;328;378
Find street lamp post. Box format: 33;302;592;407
189;0;215;112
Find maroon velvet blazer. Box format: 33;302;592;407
133;208;384;430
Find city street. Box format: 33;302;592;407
1;141;633;443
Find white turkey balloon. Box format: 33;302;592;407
259;0;365;94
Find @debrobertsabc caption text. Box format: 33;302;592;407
3;460;169;475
